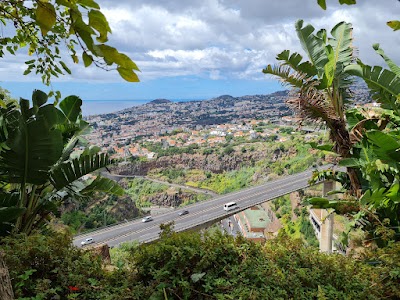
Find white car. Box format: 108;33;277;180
81;237;94;246
142;216;153;223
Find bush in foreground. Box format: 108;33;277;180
1;230;399;299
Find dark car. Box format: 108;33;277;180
178;210;189;216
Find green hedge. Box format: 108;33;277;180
2;230;399;299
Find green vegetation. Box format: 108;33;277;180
264;20;361;194
0;91;123;236
265;17;400;246
140;131;327;196
189;137;324;194
1;1;400;299
60;193;135;234
124;178;208;208
3;229;399;299
0;0;139;86
126;178;169;207
144;142;200;157
271;195;319;247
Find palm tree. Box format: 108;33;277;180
263;20;361;195
0;90;123;235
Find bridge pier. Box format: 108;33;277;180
319;181;335;253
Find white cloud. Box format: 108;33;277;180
2;0;400;84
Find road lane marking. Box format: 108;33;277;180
75;173;310;243
84;175;312;246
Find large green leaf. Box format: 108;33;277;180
59;95;82;123
0;206;26;223
35;2;56;35
324;45;335;86
80;176;124;196
32;90;48;108
308;142;334;152
317;0;356;9
117;67;140;82
326;21;353;84
88;9;111;43
317;0;327;9
372;44;400;77
295;20;328;78
345;63;400;113
338;158;361;168
0;100;63;185
339;0;356;4
82;52;93;67
50;151;110;190
115;53;140;71
77;0;100;9
366;130;400;162
0;192;25;230
360;188;386;206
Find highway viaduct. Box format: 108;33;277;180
74;166;336;248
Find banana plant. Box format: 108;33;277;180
263;20;362;195
0;90;123;236
265;20;400;245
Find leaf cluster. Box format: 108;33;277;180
3;229;399;299
0;0;139;85
0;90;123;236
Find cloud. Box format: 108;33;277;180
3;0;400;85
99;0;400;83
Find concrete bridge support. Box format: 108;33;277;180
319;181;335;253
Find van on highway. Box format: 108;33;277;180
224;202;238;211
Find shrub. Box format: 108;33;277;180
127;230;390;299
1;230;398;299
1;231;132;299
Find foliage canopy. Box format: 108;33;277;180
3;230;400;299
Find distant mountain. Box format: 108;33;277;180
149;99;172;104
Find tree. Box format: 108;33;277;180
264;17;400;245
0;0;139;87
0;90;124;235
263;20;362;195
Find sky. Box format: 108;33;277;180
1;0;400;101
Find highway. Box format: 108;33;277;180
73;167;322;247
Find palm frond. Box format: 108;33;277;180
262;64;307;88
276;50;317;77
